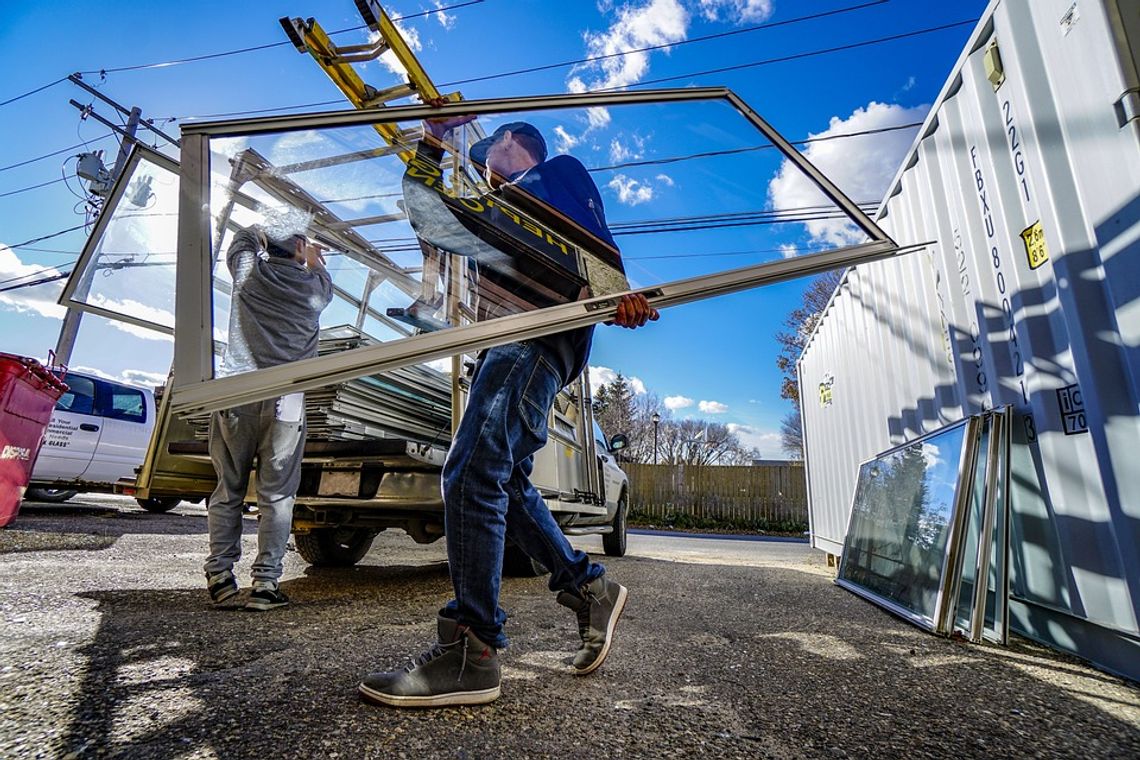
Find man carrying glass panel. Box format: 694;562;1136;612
204;223;332;611
359;111;658;708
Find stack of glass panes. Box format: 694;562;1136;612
836;407;1012;644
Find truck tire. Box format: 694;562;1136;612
24;488;79;503
502;543;548;577
295;527;375;567
137;497;182;513
602;491;628;557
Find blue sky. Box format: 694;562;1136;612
0;0;987;456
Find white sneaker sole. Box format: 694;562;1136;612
358;682;501;708
574;583;628;676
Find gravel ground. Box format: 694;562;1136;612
0;495;1137;759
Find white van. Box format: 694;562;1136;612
25;372;178;512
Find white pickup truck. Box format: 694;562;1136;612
25;371;181;513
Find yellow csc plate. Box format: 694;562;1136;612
1021;220;1049;270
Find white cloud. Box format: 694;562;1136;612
0;244;67;319
72;365;167;388
608;174;654;205
86;294;174;342
589;365;647;396
780;244;798;259
554;125;581;154
373;23;422;76
727;423;784;458
664;395;693;410
609;134;647;163
655;173;675;186
698;0;774;22
699;400;729;414
570;0;689;91
432;0;456;29
767;101;927;246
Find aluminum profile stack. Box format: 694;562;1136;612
185;326;453;444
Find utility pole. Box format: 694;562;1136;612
53;74;179;366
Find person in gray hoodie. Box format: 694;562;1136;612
204;224;333;611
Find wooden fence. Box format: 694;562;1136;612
624;463;807;525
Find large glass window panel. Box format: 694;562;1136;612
65;148;181;333
201;99;867;380
838;418;976;630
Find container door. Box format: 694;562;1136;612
32;375;101;482
82;380;150;484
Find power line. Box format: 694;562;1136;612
6;224;88;250
0;262;71;289
439;0;888;87
75;0;486;76
0;271;71;294
588;121;923;174
0;134;114;174
169;17;969;124
0;176;68;199
605;19;977;91
0;76;69;108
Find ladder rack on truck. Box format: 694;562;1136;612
115;0;626;570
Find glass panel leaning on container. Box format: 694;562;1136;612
836;407;1012;645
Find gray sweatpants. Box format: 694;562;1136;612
204;394;305;582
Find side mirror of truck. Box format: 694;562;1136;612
609;433;628;452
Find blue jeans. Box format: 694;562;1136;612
441;341;604;649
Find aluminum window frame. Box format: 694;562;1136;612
171;87;899;415
59;144;181;336
836;415;984;633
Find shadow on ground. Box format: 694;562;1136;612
18;557;1138;759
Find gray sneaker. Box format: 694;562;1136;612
206;570;238;605
557;575;628;675
358;615;501;708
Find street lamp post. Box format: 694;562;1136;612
651;412;660;464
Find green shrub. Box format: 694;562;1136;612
627;509;807;535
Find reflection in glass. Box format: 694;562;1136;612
201;101;855;379
70;150;180;331
838;422;968;627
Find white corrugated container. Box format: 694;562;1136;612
800;0;1140;680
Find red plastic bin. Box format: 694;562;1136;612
0;353;68;527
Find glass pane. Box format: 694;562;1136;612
954;416;991;632
203;99;859;380
55;375;96;414
839;421;969;628
70;151;180;331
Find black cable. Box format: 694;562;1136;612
0;76;69;108
0;262;73;289
601;19;977;91
0;134;114;174
6;224;88;250
588;121;922;174
0;271;71;294
0;176;67;199
75;0;486;75
439;0;888;87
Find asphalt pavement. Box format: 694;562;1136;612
1;494;1137;759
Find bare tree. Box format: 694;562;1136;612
774;268;843;459
774;269;843;410
780;411;804;460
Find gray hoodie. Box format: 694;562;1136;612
218;228;333;376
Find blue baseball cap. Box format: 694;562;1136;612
469;122;547;167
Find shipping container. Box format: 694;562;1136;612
800;0;1140;680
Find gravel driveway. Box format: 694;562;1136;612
1;496;1137;759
